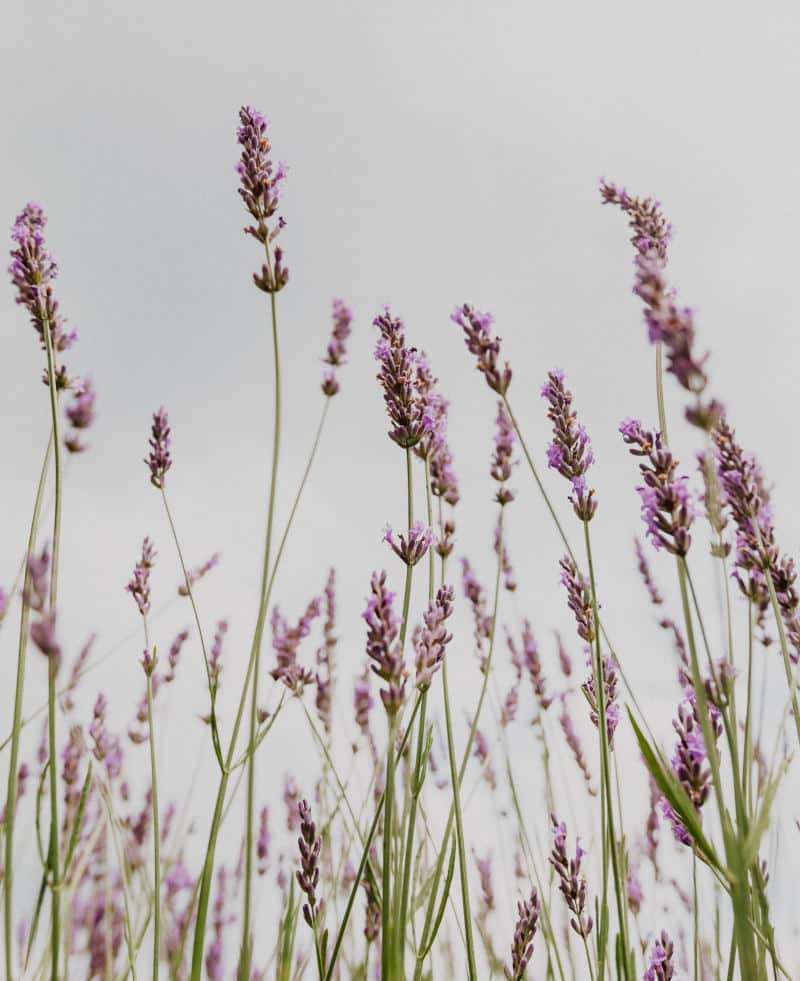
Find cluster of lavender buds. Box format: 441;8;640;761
89;693;123;778
209;619;228;694
643;930;675;981
126;538;155;616
451;303;512;395
24;545;50;613
620;419;695;556
549;816;593;938
712;417;800;659
64;379;96;453
635;537;664;605
362;874;380;942
581;652;620;747
383;521;434;566
373;309;432;449
558;697;595;794
31;610;61;666
428;403;460;506
601;180;709;403
236;105;289;293
518;620;551;710
462;555;490;643
178;552;219;596
321;298;353;396
147;407;172;489
296;799;323;927
257;806;271;875
541;369;596;520
315;569;337;732
474;850;495;913
353;667;374;742
9;203;77;365
661;692;720;846
414;584;454;690
494;521;516;591
363;571;406;713
559;556;594;643
270;597;320;691
491;402;516;504
472;726;497;789
505;887;540;981
61;633;96;711
163;628;189;684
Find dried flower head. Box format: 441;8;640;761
296;799;323;927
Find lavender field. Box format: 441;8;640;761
3;3;800;979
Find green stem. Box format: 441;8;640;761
146;670;161;978
381;713;398;980
241;284;282;977
415;507;505;980
583;520;631;981
4;432;52;977
43;309;63;981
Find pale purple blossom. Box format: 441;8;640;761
549;816;593;938
451;303;512;395
383;521;434;567
541;369;596;520
321;298;353;396
146;407;172;489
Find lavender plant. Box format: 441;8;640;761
3;120;800;981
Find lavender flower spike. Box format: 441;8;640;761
296;799;324;927
9;203;77;358
549;816;593;939
541;369;596;520
64;378;96;453
414;584;454;690
581;651;620;748
147;407;172;489
504;887;540;981
126;538;156;617
559;556;595;643
321;298;353;396
620;419;695;557
237;106;289;293
383;521;434;567
491;401;517;504
451;303;512;395
643;930;675;981
373;309;432;449
363;570;406;714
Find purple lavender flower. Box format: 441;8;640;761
541;369;596;520
435;518;456;560
414;584;454;691
472;726;496;790
163;628;189;684
209;619;228;693
558;696;596;795
237;106;289;293
494;521;517;591
712;416;800;660
363;571;405;714
644;930;675;980
511;620;551;711
549;816;593;938
30;609;61;667
427;391;460;506
89;693;123;779
556;632;573;676
9;203;77;359
491;401;517;504
354;667;374;739
270;597;320;692
64;378;96;453
474;850;495;912
462;558;491;666
315;569;337;732
126;537;156;617
505;887;540;981
620;419;695;556
146;407;172;489
661;692;720;846
373;309;432;449
601;181;708;400
296;799;323;927
24;544;50;612
383;521;434;567
178;552;219;596
321;298;353;396
627;861;644;915
581;651;620;748
257;806;271;875
362;874;380;942
559;556;594;644
451;303;512;395
635;537;664;605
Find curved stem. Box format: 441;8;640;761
4;432;52;976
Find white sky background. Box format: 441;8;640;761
2;0;800;975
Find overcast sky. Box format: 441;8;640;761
3;0;800;974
